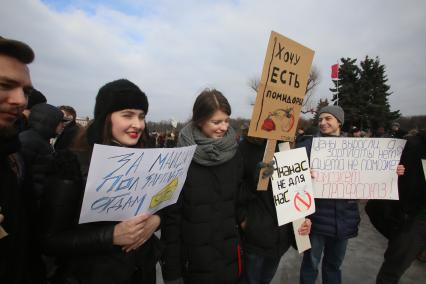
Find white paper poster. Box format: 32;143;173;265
79;144;196;223
271;147;315;226
310;138;406;199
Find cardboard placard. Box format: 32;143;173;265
249;31;315;142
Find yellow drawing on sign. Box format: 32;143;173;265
149;178;178;209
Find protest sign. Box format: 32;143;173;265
277;142;311;253
79;144;196;223
271;147;315;226
248;31;315;142
310;137;406;199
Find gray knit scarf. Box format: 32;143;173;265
177;123;238;166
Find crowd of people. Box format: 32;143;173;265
1;36;425;284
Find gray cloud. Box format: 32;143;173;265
2;0;425;122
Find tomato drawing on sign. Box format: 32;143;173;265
261;108;295;132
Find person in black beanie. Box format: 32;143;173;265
298;105;405;284
40;79;162;284
86;79;149;145
27;88;47;109
14;88;47;132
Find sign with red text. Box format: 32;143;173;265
248;31;315;141
271;147;315;226
79;144;196;223
310;138;406;199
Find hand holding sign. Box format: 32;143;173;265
297;218;312;235
121;214;161;252
113;214;150;249
396;164;405;176
0;210;7;239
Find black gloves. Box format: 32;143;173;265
255;160;275;182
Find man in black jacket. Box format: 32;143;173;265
238;136;311;284
0;36;45;283
376;130;426;284
19;103;64;200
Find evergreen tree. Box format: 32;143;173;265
359;56;400;130
330;56;400;132
330;58;361;131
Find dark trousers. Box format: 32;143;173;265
376;218;426;284
300;233;348;284
240;251;281;284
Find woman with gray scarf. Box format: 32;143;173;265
161;89;243;284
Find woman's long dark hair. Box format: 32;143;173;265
192;89;231;128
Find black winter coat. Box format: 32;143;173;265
19;129;54;199
54;121;80;150
0;134;45;284
398;131;426;216
237;139;294;258
41;149;162;284
365;133;425;239
297;135;360;239
19;103;63;200
161;152;243;284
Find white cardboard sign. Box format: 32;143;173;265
79;144;196;223
310;137;406;199
271;147;315;226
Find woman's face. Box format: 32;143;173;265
200;109;229;139
110;109;145;146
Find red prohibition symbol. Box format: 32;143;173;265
294;191;312;212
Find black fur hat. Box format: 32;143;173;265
27;88;47;109
87;79;148;144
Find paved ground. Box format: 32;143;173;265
270;202;425;284
156;202;425;283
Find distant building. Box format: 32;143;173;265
76;117;90;127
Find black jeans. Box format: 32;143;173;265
376;218;426;284
240;251;281;284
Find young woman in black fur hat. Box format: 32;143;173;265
41;79;162;284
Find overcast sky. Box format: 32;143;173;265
2;0;425;122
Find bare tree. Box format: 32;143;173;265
302;65;320;113
248;65;320;114
248;77;260;94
